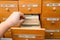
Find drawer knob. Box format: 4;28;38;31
26;39;28;40
5;8;9;11
22;4;26;7
51;21;55;24
50;33;53;36
53;7;56;11
28;7;31;11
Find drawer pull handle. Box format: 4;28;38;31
53;7;56;11
50;33;53;36
28;7;31;11
5;8;9;11
51;21;55;24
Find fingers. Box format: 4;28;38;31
20;12;25;20
20;15;25;20
10;11;25;20
19;19;25;24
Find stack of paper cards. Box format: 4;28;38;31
21;15;40;27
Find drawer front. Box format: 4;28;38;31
19;0;41;14
45;32;54;39
11;28;45;40
45;30;60;39
41;17;60;29
53;32;60;38
0;1;18;18
11;29;45;36
42;0;60;17
12;36;44;40
12;34;44;40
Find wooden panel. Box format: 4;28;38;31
11;27;45;40
42;0;60;17
0;1;18;18
45;32;60;39
41;19;60;29
19;0;41;14
53;32;60;38
41;0;60;29
45;32;54;39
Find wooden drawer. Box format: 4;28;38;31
19;0;41;14
0;1;18;18
42;0;60;17
53;32;60;38
41;17;60;29
45;30;60;39
11;27;45;40
45;32;54;39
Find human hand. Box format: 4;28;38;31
5;12;25;26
